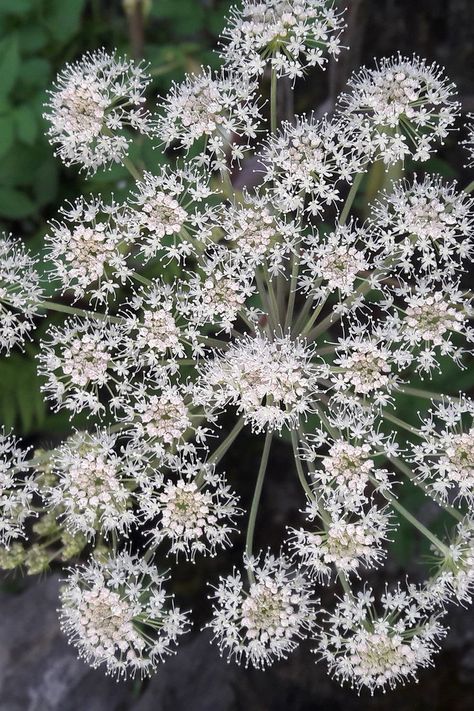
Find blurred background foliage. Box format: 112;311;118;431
0;0;473;569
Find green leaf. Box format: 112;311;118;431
14;104;38;145
0;143;47;187
32;157;59;207
0;187;36;218
0;35;20;100
45;0;86;42
0;114;14;158
0;354;46;435
0;0;31;17
150;0;205;34
18;26;48;54
19;58;51;88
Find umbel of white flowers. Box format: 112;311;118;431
0;0;474;692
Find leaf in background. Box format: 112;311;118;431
19;58;52;89
0;0;31;17
0;187;36;219
45;0;86;43
0;353;46;434
14;104;38;145
0;114;14;158
0;144;46;187
0;34;20;99
150;0;205;34
33;156;59;207
18;26;48;54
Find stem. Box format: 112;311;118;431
270;68;277;134
208;419;245;465
102;126;142;181
464;179;474;194
284;251;300;331
307;279;372;341
256;268;278;333
245;429;273;581
220;169;234;198
369;474;451;556
290;430;314;500
339;172;364;225
299;297;327;337
131;271;152;287
382;409;423;437
38;300;122;324
292;291;317;335
400;386;461;404
338;570;354;598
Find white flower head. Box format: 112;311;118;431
338;54;459;164
428;517;474;605
59;552;190;678
46;197;138;304
371;176;474;277
317;587;446;693
121;281;189;370
44;49;153;174
139;458;241;560
206;552;318;669
195;334;320;432
219;190;301;275
44;430;136;539
299;221;383;299
411;397;474;506
0;234;43;355
387;277;473;373
262;115;368;215
304;438;391;512
185;249;256;333
38;317;129;416
220;0;345;79
155;68;261;171
130;167;216;261
289;503;392;581
0;432;36;548
331;329;406;404
120;379;194;456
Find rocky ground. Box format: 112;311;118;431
1;574;474;711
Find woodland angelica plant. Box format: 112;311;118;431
0;0;474;693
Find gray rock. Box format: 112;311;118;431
0;576;133;711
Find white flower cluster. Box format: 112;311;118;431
44;430;135;539
411;398;474;505
338;54;459;164
140;459;241;560
220;0;345;79
0;432;36;548
46;197;137;303
59;552;190;678
130;167;216;261
155;68;261;171
206;552;318;668
1;0;473;693
195;334;320;432
318;587;446;692
44;49;153;173
372;176;474;276
263;115;368;215
0;234;43;355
